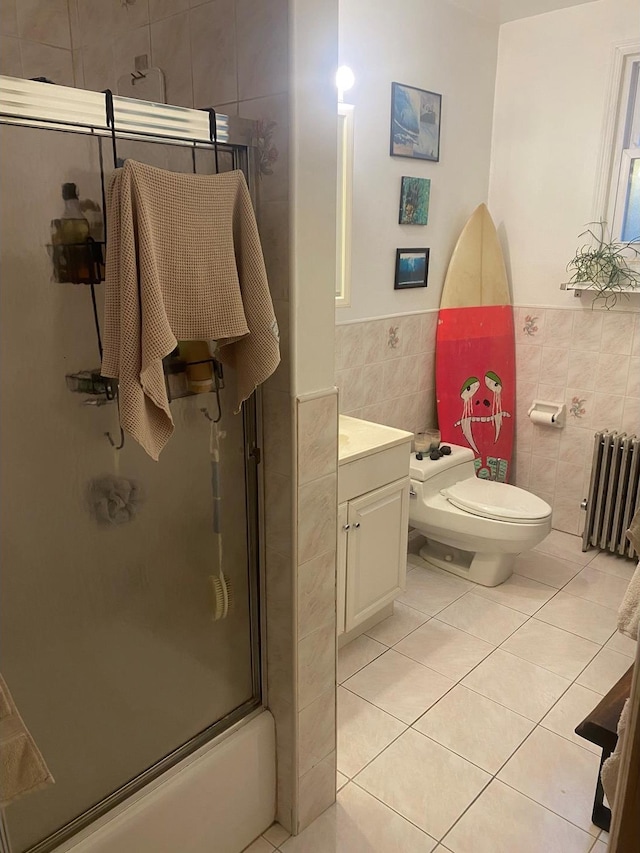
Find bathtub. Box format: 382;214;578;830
53;711;276;853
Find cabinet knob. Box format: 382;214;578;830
343;523;351;530
353;522;361;529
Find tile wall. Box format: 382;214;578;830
514;306;640;535
336;306;640;537
336;311;439;435
2;0;321;839
0;0;74;84
294;390;338;830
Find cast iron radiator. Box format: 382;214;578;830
582;430;640;558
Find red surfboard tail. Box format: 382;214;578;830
436;305;515;482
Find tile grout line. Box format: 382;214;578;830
334;538;626;847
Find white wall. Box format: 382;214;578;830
488;0;640;309
338;0;499;321
290;0;339;395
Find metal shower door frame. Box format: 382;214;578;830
0;76;266;853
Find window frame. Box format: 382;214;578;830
594;41;640;245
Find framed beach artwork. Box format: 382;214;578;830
394;248;429;290
390;82;442;162
399;176;431;225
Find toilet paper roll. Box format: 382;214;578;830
529;410;555;426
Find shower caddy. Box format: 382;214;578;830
0;76;259;446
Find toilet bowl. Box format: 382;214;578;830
408;443;552;586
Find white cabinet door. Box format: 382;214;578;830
337;502;348;636
345;478;409;632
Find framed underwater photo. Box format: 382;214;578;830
394;248;429;289
390;82;441;162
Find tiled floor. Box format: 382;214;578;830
247;530;636;853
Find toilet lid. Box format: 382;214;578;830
443;478;551;522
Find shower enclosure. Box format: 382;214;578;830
0;78;264;853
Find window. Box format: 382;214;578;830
598;45;640;244
336;103;354;307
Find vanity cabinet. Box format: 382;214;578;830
337;416;413;639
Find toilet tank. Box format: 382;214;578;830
410;443;476;493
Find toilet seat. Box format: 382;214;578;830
442;478;551;524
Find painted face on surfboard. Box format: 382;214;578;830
454;370;511;476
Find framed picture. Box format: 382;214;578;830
399;176;431;225
390;82;442;162
394;248;429;289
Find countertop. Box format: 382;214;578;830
339;415;413;466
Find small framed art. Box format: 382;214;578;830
399;176;431;225
394;248;429;290
390;82;441;162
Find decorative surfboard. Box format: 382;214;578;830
436;204;515;482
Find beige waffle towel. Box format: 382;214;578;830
101;160;280;460
0;673;53;807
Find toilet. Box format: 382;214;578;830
408;443;552;587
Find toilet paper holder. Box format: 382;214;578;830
528;399;566;429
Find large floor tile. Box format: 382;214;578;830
473;574;556;615
540;684;603;755
590;839;608;852
462;649;571;721
280;782;437;852
534;592;618;644
604;630;637;658
514;549;583;588
336;771;348;792
344;649;454;724
498;727;601;836
337;686;405;778
587;550;637;581
338;634;386;683
397;566;472;616
563;567;630;612
365;601;430;646
244;838;275;852
576;648;633;695
436;592;527;645
535;530;593;566
443;778;594;853
356;728;491;841
413;684;534;773
500;619;600;680
395;620;494;681
262;823;290;847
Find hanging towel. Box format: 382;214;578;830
600;506;640;807
101;160;280;460
618;508;640;639
0;673;54;807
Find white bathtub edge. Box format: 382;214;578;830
56;710;276;853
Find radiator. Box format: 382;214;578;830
582;430;640;558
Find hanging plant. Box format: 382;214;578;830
566;221;640;309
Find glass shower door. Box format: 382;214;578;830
0;123;261;853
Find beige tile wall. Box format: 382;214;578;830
336;311;439;435
337;305;640;538
0;0;74;83
295;390;338;831
513;306;640;536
